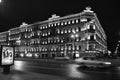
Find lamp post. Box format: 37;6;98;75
71;33;79;59
0;0;2;3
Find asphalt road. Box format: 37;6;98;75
10;59;120;80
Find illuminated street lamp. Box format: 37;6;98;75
0;0;2;3
71;33;79;58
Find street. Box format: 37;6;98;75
1;59;118;80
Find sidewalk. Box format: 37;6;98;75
0;68;66;80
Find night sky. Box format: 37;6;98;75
0;0;119;52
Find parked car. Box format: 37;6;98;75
20;53;25;57
26;53;33;58
54;56;70;61
75;56;112;68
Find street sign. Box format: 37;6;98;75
0;45;14;66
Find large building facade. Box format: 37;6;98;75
0;7;107;59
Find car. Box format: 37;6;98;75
75;56;111;68
54;56;70;61
26;53;33;58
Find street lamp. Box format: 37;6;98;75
71;33;79;59
0;0;2;3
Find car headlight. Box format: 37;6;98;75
104;62;111;65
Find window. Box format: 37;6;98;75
48;24;51;27
51;24;53;27
76;19;79;23
80;18;87;22
68;29;71;33
90;35;94;40
65;30;67;33
58;23;60;26
79;46;81;50
68;46;71;50
61;22;63;25
46;26;48;28
65;22;67;25
89;44;94;50
78;27;81;31
87;18;91;22
57;29;60;34
68;21;71;24
90;25;93;30
61;30;63;34
76;28;79;32
54;23;57;26
72;20;75;24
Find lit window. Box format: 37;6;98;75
65;30;67;33
45;42;47;44
54;23;57;26
45;33;47;36
45;49;47;51
42;49;44;51
61;47;63;50
54;48;56;51
76;19;79;23
43;26;45;29
68;29;71;33
57;29;60;34
48;24;50;27
94;35;96;39
61;22;63;25
61;31;63;34
48;40;50;43
51;24;53;27
46;26;48;28
87;24;90;29
76;38;79;42
43;33;45;36
72;29;76;33
68;46;71;50
77;46;79;50
61;40;63;43
72;47;75;50
65;22;67;25
54;40;57;43
76;28;79;32
93;25;96;29
75;34;79;37
38;33;40;35
58;23;60;26
87;35;90;40
68;21;71;24
72;20;75;24
51;48;53;51
57;39;60;42
42;42;44;44
80;18;87;22
40;27;42;29
71;35;74;38
48;32;50;35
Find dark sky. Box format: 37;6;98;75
0;0;119;52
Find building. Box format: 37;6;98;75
1;7;107;59
0;31;9;46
